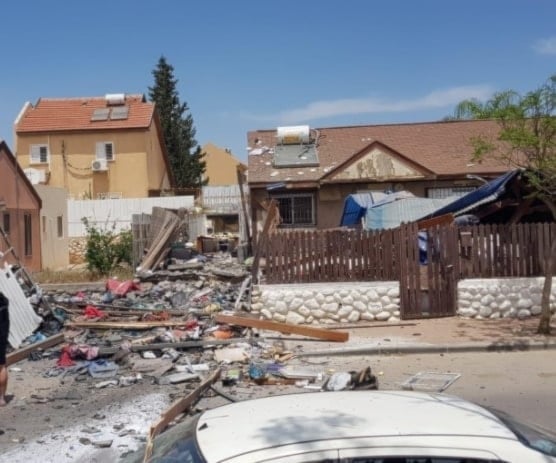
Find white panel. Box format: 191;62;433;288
67;196;195;237
0;263;42;348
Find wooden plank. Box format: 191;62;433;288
214;314;349;342
65;320;187;330
517;223;524;276
251;200;278;283
7;333;65;366
299;230;307;282
98;338;252;356
417;213;454;230
145;368;221;462
368;229;376;280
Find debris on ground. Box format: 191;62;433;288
2;206;376;461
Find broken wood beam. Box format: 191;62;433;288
97;337;255;356
7;333;65;366
417;213;454;230
64;320;186;330
214;314;349;342
144;368;221;462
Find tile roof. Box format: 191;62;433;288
15;94;154;133
247;120;511;184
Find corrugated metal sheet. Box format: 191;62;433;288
68;196;195;237
0;264;42;348
365;197;453;230
202;185;242;212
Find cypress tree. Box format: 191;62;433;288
148;56;206;189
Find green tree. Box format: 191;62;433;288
149;56;207;189
453;75;556;334
83;219;133;276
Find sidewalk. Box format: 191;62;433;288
294;316;556;356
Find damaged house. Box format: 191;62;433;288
247;120;512;237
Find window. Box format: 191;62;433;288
427;187;475;199
24;213;32;256
2;213;10;235
57;216;64;238
30;144;49;164
96;142;114;161
272;193;315;227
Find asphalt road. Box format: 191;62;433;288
320;349;556;430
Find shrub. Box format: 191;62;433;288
82;218;133;276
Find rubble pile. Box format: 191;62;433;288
2;214;367;458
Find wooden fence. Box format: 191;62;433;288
263;228;398;284
261;222;556;284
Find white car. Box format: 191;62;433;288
127;390;556;462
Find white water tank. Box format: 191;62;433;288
105;93;126;105
276;125;310;145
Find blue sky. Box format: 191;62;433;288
1;0;555;162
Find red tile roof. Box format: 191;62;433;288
16;94;154;133
247;120;512;184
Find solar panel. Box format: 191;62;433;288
110;105;129;120
273;143;319;168
91;108;110;121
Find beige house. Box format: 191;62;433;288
14;94;174;199
202;143;246;186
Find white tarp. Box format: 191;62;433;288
0;263;42;348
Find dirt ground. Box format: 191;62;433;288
0;316;554;463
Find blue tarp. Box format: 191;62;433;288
423;169;521;220
340;192;387;226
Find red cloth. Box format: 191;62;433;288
106;279;141;296
69;344;99;360
57;346;75;367
83;305;106;319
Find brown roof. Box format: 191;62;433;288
247;120;511;184
16;94;154;133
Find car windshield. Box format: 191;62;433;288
489;408;556;457
121;414;205;463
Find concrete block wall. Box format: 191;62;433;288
251;282;400;324
457;277;556;319
251;277;556;325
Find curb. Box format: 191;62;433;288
296;340;556;357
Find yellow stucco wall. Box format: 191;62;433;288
35;185;69;270
202;143;245;186
16;127;169;199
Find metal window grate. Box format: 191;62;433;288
273;193;315;226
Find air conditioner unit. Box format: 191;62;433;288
91;159;108;171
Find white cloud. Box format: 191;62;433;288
243;85;494;124
532;36;556;55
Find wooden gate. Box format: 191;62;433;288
399;223;457;319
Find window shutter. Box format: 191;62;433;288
30;145;41;163
95;142;107;160
96;142;114;160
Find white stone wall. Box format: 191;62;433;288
251;282;400;324
251;278;556;325
458;277;556;319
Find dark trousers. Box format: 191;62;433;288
0;307;9;365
